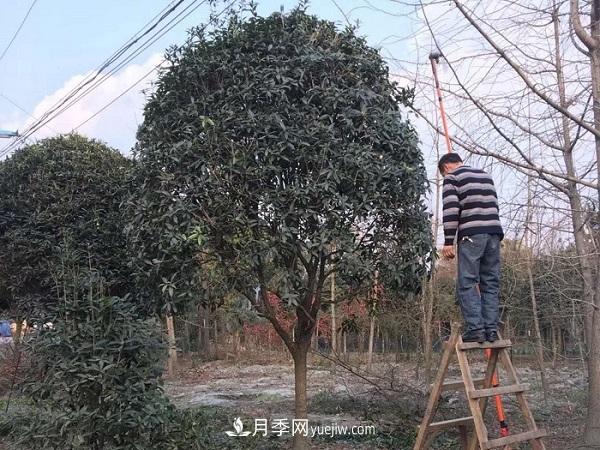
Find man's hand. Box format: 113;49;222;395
441;245;455;259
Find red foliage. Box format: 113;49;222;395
243;292;294;346
242;292;376;348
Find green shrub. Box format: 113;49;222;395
16;295;173;450
166;408;283;450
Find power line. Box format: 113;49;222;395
12;0;191;140
72;0;238;133
72;62;165;132
41;0;206;135
0;93;57;133
0;0;39;64
0;0;194;156
32;0;181;118
2;0;238;157
31;0;187;125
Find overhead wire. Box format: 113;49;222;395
28;1;196;128
0;0;39;64
15;0;203;142
0;0;191;155
35;0;183;114
0;0;196;156
72;0;239;133
0;93;58;134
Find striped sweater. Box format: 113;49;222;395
442;165;504;246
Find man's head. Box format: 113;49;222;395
438;153;463;176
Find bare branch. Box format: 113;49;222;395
452;0;600;139
570;0;599;50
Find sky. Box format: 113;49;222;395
0;0;417;153
1;0;539;245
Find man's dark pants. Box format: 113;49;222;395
457;233;500;333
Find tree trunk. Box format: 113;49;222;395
213;315;218;356
203;311;211;358
268;328;273;352
14;319;24;344
358;330;365;354
551;323;558;369
367;271;379;369
585;291;600;446
523;170;548;401
331;271;337;353
526;254;548;401
166;314;177;376
197;304;203;355
367;315;375;370
422;283;434;383
558;8;600;442
292;344;310;450
414;336;421;380
425;133;441;383
234;329;240;361
585;40;600;446
183;315;191;355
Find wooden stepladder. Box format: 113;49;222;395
414;324;546;450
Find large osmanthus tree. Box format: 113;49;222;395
132;7;431;448
0;134;132;321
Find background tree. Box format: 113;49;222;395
358;0;600;444
132;6;431;449
0;134;132;322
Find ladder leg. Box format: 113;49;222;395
456;336;489;450
497;348;546;450
480;349;499;417
414;324;461;450
467;349;499;450
417;331;546;450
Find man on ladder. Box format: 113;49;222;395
439;153;504;344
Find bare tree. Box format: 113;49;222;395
352;0;600;444
409;1;600;444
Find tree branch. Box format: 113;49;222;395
411;105;593;194
570;0;599;50
452;0;600;139
255;256;295;352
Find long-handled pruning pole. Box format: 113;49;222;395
429;51;453;154
429;49;510;445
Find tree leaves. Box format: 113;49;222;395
130;8;432;317
18;294;173;450
0;134;133;316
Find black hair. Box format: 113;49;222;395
438;153;463;174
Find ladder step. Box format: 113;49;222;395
469;383;529;399
438;377;486;392
483;429;546;449
458;339;512;350
427;416;474;433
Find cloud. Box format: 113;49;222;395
9;53;163;154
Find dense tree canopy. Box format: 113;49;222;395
0;134;132;316
131;8;431;311
130;9;431;447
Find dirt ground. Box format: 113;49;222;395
164;351;589;449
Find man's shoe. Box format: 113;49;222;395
462;330;485;343
485;330;499;343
